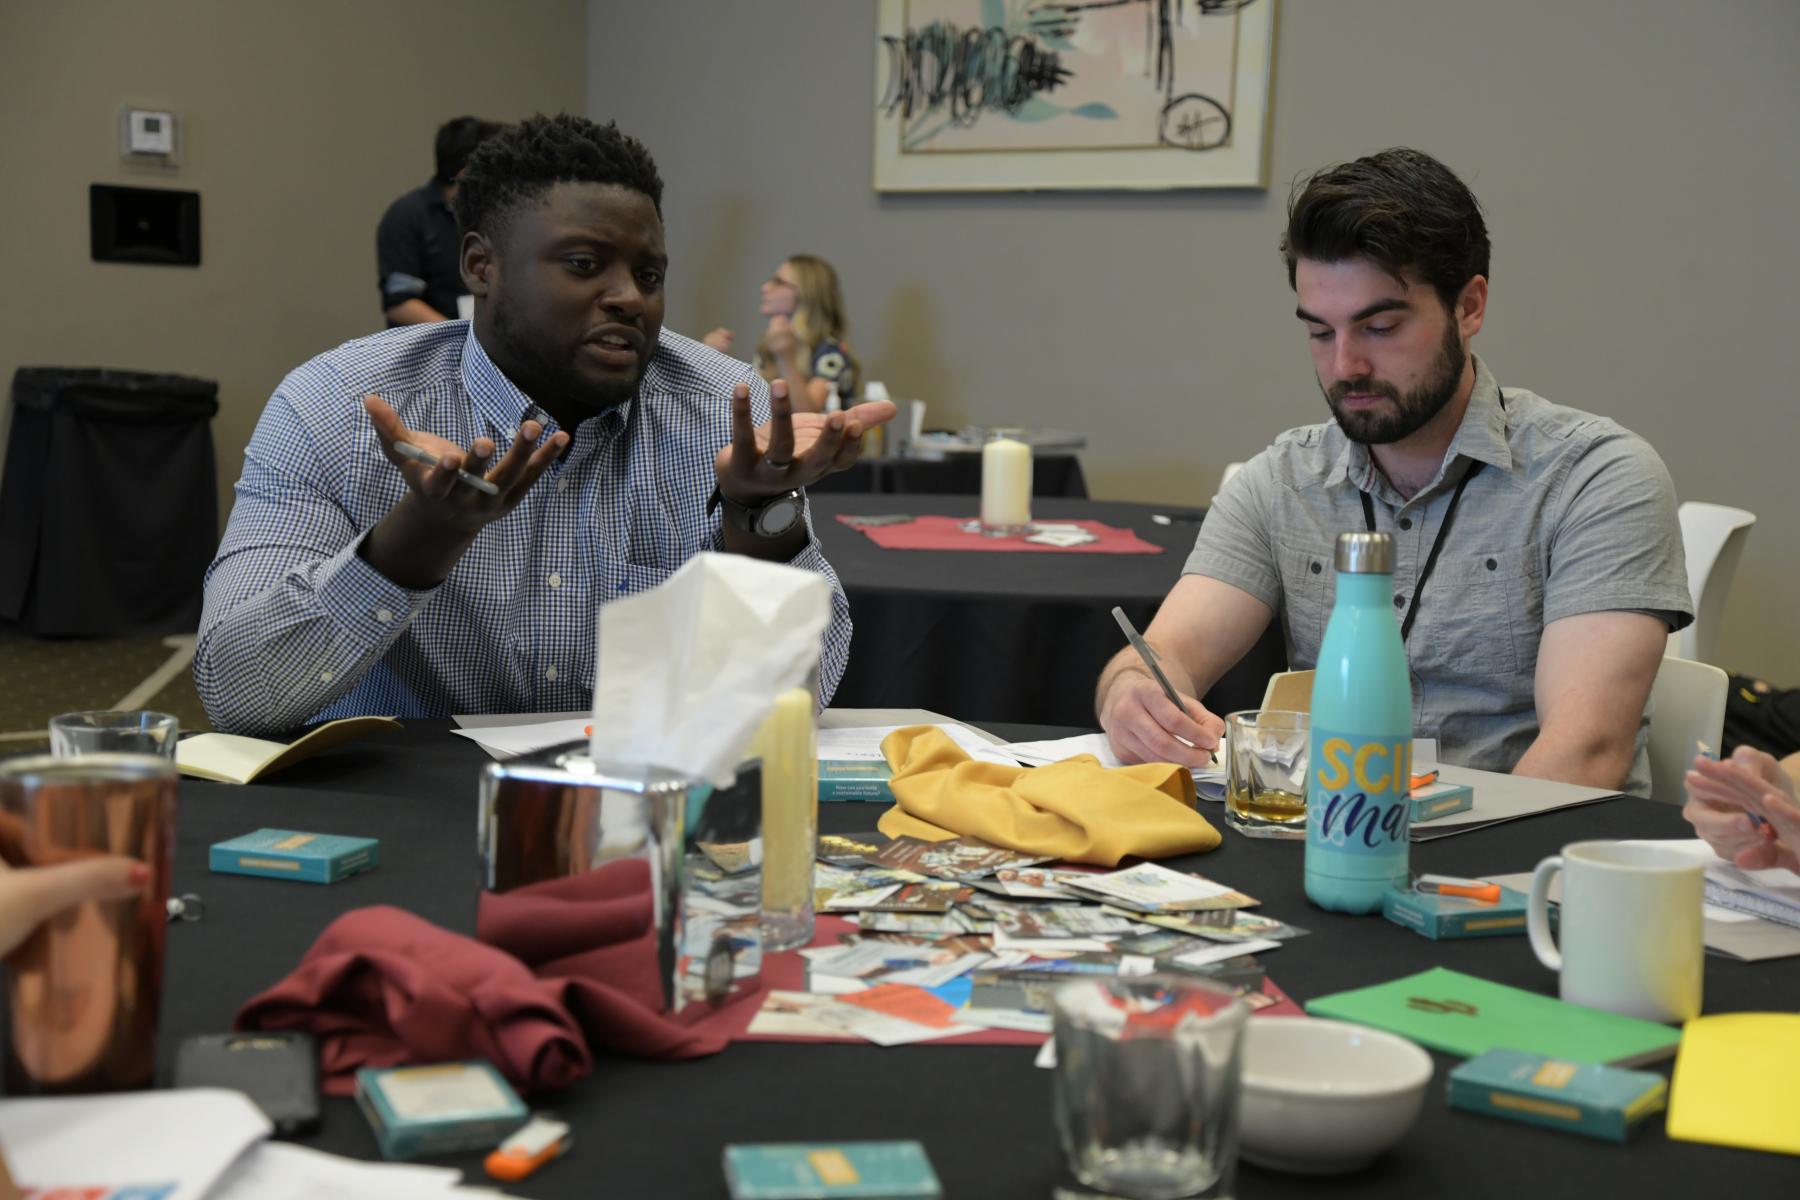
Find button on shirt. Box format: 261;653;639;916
196;322;852;735
1185;358;1691;796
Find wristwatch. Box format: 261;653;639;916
710;486;806;539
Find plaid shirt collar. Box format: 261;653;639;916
458;324;636;439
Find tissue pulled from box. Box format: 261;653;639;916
589;552;830;786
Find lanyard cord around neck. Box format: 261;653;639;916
1361;457;1486;643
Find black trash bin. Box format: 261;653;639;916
0;367;219;636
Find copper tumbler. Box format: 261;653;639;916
0;753;176;1093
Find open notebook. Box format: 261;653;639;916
177;717;401;784
1699;856;1800;929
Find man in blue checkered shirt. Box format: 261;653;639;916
196;114;893;735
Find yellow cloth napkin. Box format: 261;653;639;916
875;726;1220;865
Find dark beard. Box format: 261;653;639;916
489;291;643;416
1325;320;1466;445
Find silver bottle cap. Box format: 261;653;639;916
1335;531;1394;574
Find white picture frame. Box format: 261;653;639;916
873;0;1278;193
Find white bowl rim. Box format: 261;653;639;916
1242;1017;1435;1098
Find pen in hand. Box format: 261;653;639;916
390;439;501;496
1110;605;1217;765
1697;740;1770;831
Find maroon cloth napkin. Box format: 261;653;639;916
237;861;728;1095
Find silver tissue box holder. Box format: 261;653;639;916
478;741;764;1017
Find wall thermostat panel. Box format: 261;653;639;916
121;107;177;159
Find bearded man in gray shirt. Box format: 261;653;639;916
1096;148;1691;796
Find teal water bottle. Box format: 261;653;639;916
1305;532;1414;914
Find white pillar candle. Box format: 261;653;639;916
980;435;1033;531
755;686;818;949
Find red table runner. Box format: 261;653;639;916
838;514;1164;554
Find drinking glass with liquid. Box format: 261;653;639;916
1223;710;1309;839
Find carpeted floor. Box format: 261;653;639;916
0;624;211;753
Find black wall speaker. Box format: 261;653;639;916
90;183;201;266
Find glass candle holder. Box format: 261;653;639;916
979;428;1033;536
754;686;818;950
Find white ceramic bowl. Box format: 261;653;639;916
1239;1017;1434;1174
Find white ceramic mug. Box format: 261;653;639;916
1526;840;1703;1023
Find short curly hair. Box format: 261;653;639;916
1281;148;1489;312
453;113;664;240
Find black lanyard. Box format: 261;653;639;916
1361;458;1485;643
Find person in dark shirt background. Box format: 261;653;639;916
375;115;503;327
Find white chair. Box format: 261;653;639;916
1646;654;1728;805
1213;461;1245;505
1668;502;1756;665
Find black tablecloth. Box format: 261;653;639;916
806;454;1088;498
150;721;1796;1198
812;494;1282;726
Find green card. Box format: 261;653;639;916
1304;967;1682;1067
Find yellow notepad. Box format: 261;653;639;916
1666;1012;1800;1156
176;716;401;784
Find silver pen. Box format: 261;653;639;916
390;439;500;495
1111;605;1213;762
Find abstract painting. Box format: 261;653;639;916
874;0;1277;191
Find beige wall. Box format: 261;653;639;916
587;0;1800;681
0;0;586;539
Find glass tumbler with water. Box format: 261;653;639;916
1053;975;1247;1200
48;711;179;760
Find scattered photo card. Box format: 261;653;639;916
838;983;963;1030
1060;863;1257;912
824;884;903;911
857;912;965;937
1115;907;1309;942
1173;939;1281;968
864;883;973;914
973;867;1096;900
817;832;891;867
870;835;1055;881
998;907;1140;940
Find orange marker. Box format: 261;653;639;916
1415;874;1501;903
485;1115;571;1182
1410;770;1440;790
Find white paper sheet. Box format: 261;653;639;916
1002;732;1229;798
209;1141;495;1199
818;723;1021;767
0;1088;270;1200
450;716;590;760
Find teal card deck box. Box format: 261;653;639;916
355;1061;529;1161
1447;1049;1667;1141
1409;779;1474;823
724;1140;942;1199
209;828;379;883
819;759;894;802
1382;884;1529;939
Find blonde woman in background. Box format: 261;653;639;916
704;255;861;413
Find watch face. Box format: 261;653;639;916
754;492;804;537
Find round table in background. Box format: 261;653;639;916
808;493;1285;726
